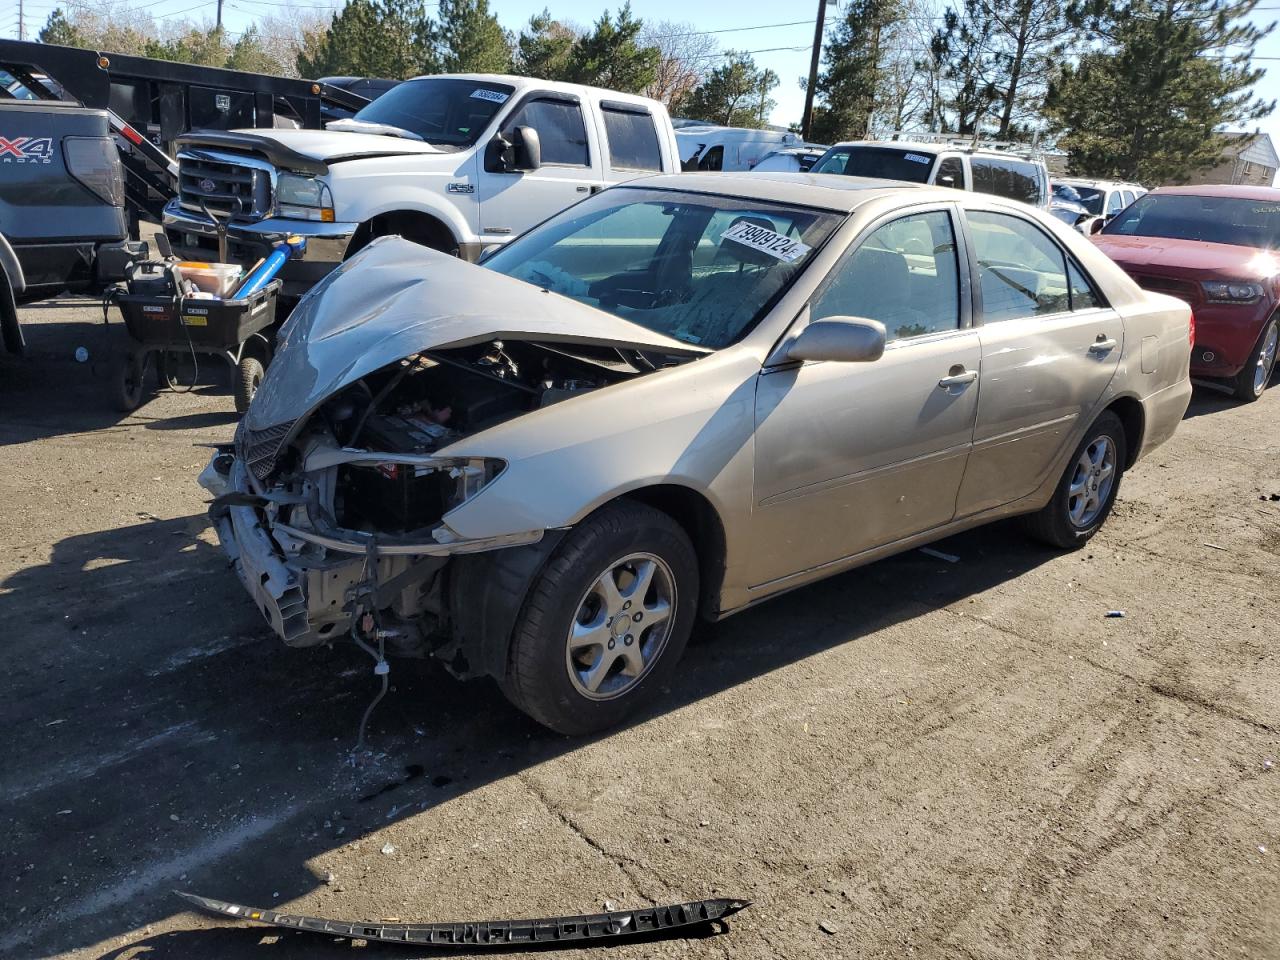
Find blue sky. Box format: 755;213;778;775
10;0;1280;146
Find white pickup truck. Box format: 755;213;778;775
161;74;680;296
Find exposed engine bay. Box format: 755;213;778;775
206;336;693;668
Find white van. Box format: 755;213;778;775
676;125;805;172
811;140;1050;209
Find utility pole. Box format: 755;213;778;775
216;0;223;31
800;0;828;142
18;0;25;41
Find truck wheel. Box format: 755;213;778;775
1231;317;1278;402
1021;411;1126;550
235;355;265;414
501;500;698;735
112;351;148;412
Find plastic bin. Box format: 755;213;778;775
176;261;242;297
115;280;280;349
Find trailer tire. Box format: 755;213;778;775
235;355;265;414
112;351;148;412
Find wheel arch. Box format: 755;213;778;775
621;483;728;621
1103;394;1145;469
347;209;459;258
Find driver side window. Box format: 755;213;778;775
811;210;961;342
504;97;589;167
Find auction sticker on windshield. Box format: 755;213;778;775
721;221;811;262
471;89;509;103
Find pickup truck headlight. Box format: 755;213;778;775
1201;280;1263;303
276;173;335;222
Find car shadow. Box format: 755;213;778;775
0;505;1057;959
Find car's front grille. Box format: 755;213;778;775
179;154;272;220
1133;274;1200;305
236;419;296;482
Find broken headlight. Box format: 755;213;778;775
445;457;506;510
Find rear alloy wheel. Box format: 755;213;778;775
1021;411;1127;549
1232;317;1278;402
502;500;698;735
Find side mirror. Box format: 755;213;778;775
1089;218;1106;235
513;125;541;171
787;316;886;364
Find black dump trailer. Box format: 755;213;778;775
0;39;368;235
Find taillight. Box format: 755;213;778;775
1188;310;1196;346
63;136;124;207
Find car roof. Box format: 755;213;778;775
1150;183;1280;201
402;73;662;107
1058;177;1142;190
827;140;1044;163
620;172;952;212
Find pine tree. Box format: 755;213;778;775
297;0;436;79
38;8;81;46
225;26;279;74
810;0;902;142
562;4;659;93
516;10;578;80
682;52;777;128
932;0;1004;134
1045;0;1274;181
436;0;513;74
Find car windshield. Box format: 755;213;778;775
350;78;513;148
1066;186;1104;215
811;146;935;183
1052;183;1082;204
483;187;842;349
1102;193;1280;248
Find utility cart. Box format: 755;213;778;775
109;261;281;413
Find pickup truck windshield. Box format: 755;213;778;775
811;146;935;183
483;187;841;349
1103;193;1280;249
350;78;513;148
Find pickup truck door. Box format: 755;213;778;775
478;92;603;241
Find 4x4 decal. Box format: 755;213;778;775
0;136;55;163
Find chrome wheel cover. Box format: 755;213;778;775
1067;435;1116;529
565;552;676;701
1254;322;1278;395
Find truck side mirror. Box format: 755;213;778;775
513;125;541;171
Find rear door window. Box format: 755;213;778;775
970;157;1042;206
967;210;1071;322
602;106;663;171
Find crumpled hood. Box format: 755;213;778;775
229;126;446;162
246;237;707;431
1093;233;1280;281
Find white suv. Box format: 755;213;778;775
1056;177;1146;232
811;140;1050;209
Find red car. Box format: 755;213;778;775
1092;184;1280;401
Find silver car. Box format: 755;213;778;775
199;173;1193;734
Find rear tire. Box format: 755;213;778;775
235;355;265;414
1021;411;1127;550
1231;317;1278;402
501;500;699;735
112;351;148;412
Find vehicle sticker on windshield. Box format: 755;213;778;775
721;221;811;262
470;89;509;103
904;152;931;164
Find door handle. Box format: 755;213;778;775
1089;336;1118;354
576;185;589;192
937;368;978;389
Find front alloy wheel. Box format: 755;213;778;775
503;501;698;735
1233;317;1278;402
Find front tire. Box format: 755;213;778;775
502;501;699;735
1022;411;1127;550
1231;316;1278;402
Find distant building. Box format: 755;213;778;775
1185;131;1278;187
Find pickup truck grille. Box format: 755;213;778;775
178;154;272;221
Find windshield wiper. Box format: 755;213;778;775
326;118;425;142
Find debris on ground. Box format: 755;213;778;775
380;842;395;855
818;920;839;935
1202;542;1228;551
919;547;961;563
176;890;750;947
1106;610;1126;618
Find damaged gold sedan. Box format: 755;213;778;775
200;173;1193;733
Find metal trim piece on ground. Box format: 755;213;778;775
176;891;749;948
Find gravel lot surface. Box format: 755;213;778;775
2;294;1278;960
